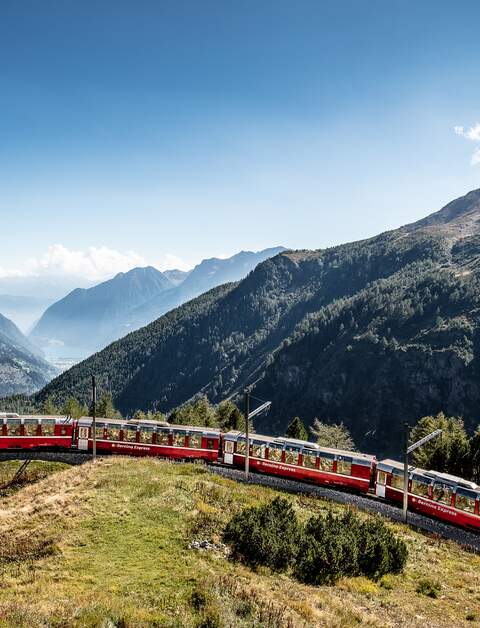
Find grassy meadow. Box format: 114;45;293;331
0;457;477;627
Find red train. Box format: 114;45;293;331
0;413;478;532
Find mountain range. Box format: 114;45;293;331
0;313;57;396
29;247;285;364
36;189;480;455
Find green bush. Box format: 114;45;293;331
295;511;408;585
358;518;408;580
416;578;441;598
223;500;408;586
294;510;361;585
222;497;302;571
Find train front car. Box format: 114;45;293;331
222;431;375;493
75;417;220;462
376;459;480;532
0;414;74;450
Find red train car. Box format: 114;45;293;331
75;417;220;462
376;459;480;531
0;414;74;449
221;431;375;493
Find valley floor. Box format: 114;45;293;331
0;457;478;627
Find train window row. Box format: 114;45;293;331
0;420;68;437
381;470;478;514
234;440;354;475
90;425;216;449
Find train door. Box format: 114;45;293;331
78;426;90;450
376;469;387;498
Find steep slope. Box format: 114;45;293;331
30;266;173;358
37;190;480;455
0;313;57;396
128;246;286;329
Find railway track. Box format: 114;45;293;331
1;449;479;552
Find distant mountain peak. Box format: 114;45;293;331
405;187;480;234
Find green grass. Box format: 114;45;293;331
0;457;478;627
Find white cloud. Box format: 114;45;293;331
0;244;193;281
472;148;480;166
454;121;480;166
156;253;192;272
24;244;148;281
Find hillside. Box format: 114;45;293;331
125;246;287;330
0;457;477;627
30;247;285;364
30;266;173;360
37;189;480;455
0;312;57;396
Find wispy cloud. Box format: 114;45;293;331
0;245;192;281
454;122;480;165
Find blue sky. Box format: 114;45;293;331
1;0;480;280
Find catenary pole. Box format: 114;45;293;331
244;388;250;478
403;424;443;524
92;375;97;462
403;422;409;523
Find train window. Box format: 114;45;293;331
391;473;404;490
455;488;476;514
268;445;282;462
336;458;352;476
41;420;55;436
318;455;334;472
172;432;186;447
411;477;430;498
236;440;246;455
224;440;234;454
95;426;105;440
105;425;121;440
302;451;317;468
156;431;170;446
189;434;202;449
251;443;266;459
284;448;299;465
24;421;38;436
124;427;138;442
432;482;453;505
206;438;216;450
377;470;388;486
8;420;22;436
139;428;153;444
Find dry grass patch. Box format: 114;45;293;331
0;457;476;626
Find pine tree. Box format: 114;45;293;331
62;396;86;419
43;396;59;415
96;392;116;419
285;416;308;441
216;399;244;431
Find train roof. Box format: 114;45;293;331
224;431;375;461
0;414;71;422
77;417;220;434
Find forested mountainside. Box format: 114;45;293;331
37;189;480;455
30;247;285;360
0;313;57;396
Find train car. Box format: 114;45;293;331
376;459;480;531
74;417;220;462
222;431;375;493
0;414;74;449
